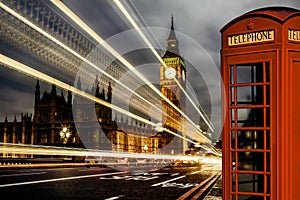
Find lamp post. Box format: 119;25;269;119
59;127;71;146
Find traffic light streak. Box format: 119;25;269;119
50;0;213;142
0;2;221;156
112;0;215;133
0;54;202;147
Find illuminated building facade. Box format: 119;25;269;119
33;81;78;147
160;16;187;154
0;114;32;158
221;6;300;200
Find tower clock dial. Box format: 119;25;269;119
165;67;176;79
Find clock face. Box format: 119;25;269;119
165;67;176;79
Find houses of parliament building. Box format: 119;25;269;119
0;17;192;158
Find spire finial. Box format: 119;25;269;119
171;14;174;30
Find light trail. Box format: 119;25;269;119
162;128;212;153
0;53;155;127
111;1;222;154
1;2;220;155
0;143;215;162
49;0;168;116
0;1;160;122
0;54;205;148
111;0;219;151
112;0;215;133
174;79;214;133
186;83;212;131
0;0;207;145
0;1;196;145
0;1;196;144
49;0;213;144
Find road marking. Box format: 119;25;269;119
151;169;204;187
190;170;203;175
151;175;186;187
171;173;180;176
105;195;125;200
0;172;47;178
0;171;126;188
100;175;159;181
161;182;198;188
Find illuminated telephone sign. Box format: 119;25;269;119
228;30;274;46
289;29;300;41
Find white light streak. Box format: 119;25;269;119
112;0;215;133
0;52;203;149
0;171;127;188
49;0;213;145
0;143;195;161
0;54;154;126
0;1;160;123
1;0;198;146
0;2;222;156
151;175;186;187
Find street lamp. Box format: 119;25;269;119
59;127;71;145
143;144;148;153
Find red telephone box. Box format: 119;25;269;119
221;7;300;200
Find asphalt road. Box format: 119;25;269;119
0;164;220;200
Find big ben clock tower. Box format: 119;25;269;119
160;16;187;154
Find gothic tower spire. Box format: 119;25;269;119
164;15;179;57
171;14;174;30
35;80;40;105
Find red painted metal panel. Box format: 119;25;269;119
292;60;300;200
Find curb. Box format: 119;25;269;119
203;175;222;199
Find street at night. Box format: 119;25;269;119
0;162;221;200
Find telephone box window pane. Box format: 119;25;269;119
238;130;264;149
266;152;270;172
231;87;235;105
237;108;264;127
236;65;253;83
266;131;270;150
237;85;263;105
232;152;236;169
232;173;236;191
231;109;235;121
236;63;263;84
232;131;236;149
266;85;270;105
238;174;264;193
266;107;270;127
265;62;270;83
230;65;235;84
238;152;264;171
267;174;270;194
